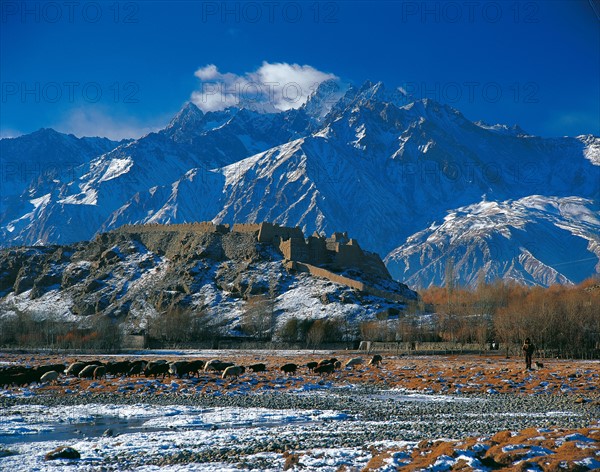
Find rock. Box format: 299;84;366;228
14;274;35;295
31;271;63;299
44;446;80;461
61;265;91;287
84;278;105;294
0;448;16;458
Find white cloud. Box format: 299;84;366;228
53;107;166;140
195;64;221;81
191;61;338;112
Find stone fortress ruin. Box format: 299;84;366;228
117;221;391;280
114;222;412;302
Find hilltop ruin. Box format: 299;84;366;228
115;221;392;281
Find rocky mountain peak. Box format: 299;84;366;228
166;102;204;131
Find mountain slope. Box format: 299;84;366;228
1;80;598;287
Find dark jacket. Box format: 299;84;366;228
522;341;535;355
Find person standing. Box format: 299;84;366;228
522;337;535;370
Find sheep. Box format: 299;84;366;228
369;354;383;367
169;361;189;378
35;363;66;378
169;360;204;378
0;366;28;388
144;362;170;378
128;360;147;376
93;366;106;380
345;357;364;369
204;359;220;371
280;363;298;375
186;360;206;377
222;365;245;378
106;360;131;376
146;360;168;369
314;363;335;375
78;365;98;379
204;360;234;372
8;371;37;387
248;363;266;373
39;370;60;384
65;362;86;376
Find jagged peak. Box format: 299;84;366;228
328;80;410;116
166;102;204;129
473;120;530;137
400;98;467;122
302;79;348;121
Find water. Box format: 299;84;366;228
0;410;344;445
0;415;176;445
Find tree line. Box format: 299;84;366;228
397;278;599;359
0;279;598;357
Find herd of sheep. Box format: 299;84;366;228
0;354;383;388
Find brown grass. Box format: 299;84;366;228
365;425;599;471
2;353;599;399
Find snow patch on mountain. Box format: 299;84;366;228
98;157;134;183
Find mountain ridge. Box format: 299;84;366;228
1;80;598;287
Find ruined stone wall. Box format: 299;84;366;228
332;240;364;271
231;223;262;235
289;261;367;292
257;223;304;243
279;239;292;260
326;241;339;252
114;222;230;234
307;236;328;265
289;261;407;303
279;238;309;262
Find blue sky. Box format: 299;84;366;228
1;0;598;139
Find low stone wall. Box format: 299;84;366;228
121;334;147;349
288;261;408;303
362;341;487;354
231;223;262;234
361;341;546;357
114;222;230;234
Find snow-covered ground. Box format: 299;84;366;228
0;402;361;471
1;390;598;471
1;354;599;470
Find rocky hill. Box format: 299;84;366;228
0;223;417;339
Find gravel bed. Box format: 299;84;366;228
2;387;598;468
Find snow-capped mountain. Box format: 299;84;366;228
385;196;600;288
0;129;124;229
1;80;599;287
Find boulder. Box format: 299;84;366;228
44;446;80;461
